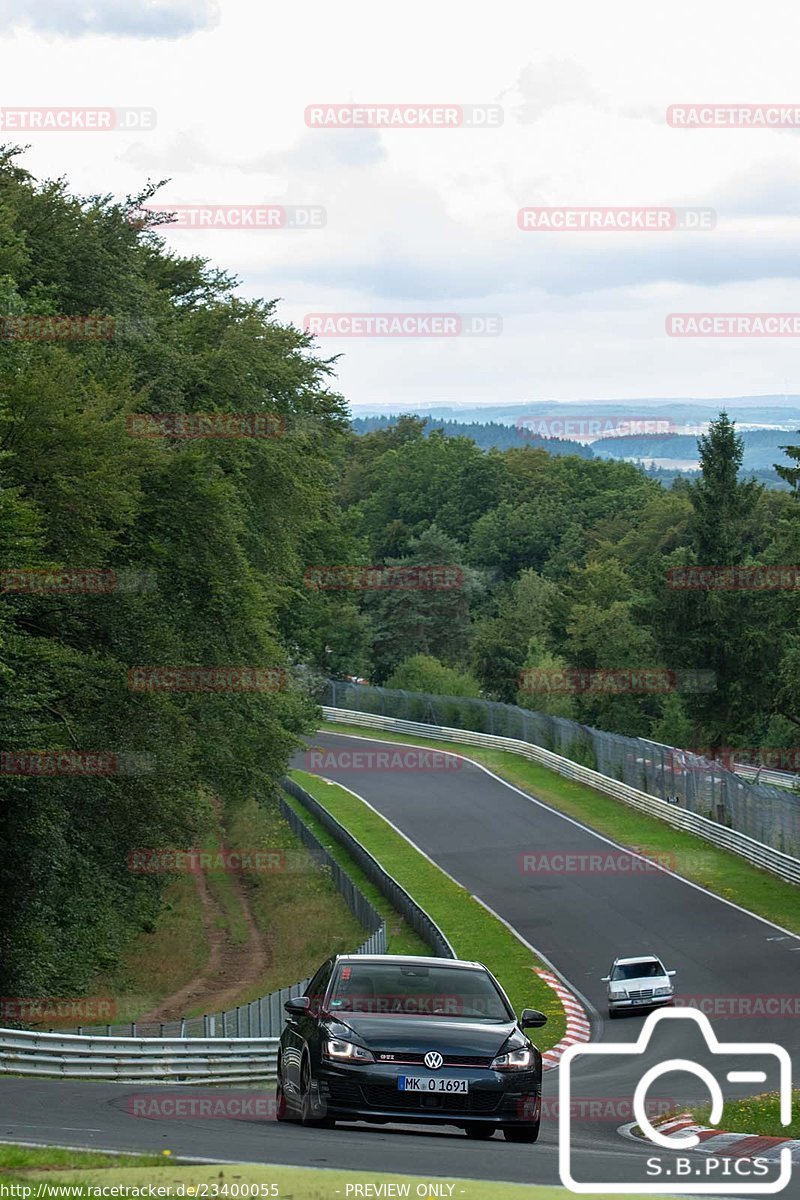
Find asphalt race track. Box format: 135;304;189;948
2;729;798;1192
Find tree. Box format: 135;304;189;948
386;654;482;697
363;526;475;682
688;412;760;566
0;147;350;996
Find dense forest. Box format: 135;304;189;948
2;146;800;1000
0;147;350;996
325;420;800;756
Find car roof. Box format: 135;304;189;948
614;955;663;966
334;954;485;971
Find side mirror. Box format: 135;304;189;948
521;1008;548;1029
600;976;610;982
667;970;676;977
284;995;311;1016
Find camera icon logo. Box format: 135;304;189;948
559;1007;792;1194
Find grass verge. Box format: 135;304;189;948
289;770;567;1050
2;1156;683;1200
0;1144;166;1169
282;792;431;956
222;795;368;1005
690;1089;800;1138
320;721;800;934
86;794;369;1023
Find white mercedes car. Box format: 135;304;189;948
602;955;676;1018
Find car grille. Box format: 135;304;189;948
628;989;654;1000
326;1078;364;1104
372;1053;492;1068
361;1085;502;1114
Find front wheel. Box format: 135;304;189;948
300;1058;335;1128
275;1061;297;1122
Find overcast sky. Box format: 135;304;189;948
3;0;800;409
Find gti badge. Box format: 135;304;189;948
423;1051;444;1070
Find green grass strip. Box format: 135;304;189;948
0;1144;167;1169
289;769;567;1051
691;1089;800;1138
320;721;800;935
282;792;430;956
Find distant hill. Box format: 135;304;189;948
350;413;800;489
350;396;800;430
592;427;800;473
350;416;594;457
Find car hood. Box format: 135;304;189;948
325;1013;521;1057
609;974;670;991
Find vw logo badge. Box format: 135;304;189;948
424;1051;444;1070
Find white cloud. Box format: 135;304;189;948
0;0;219;39
4;0;800;404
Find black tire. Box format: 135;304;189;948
608;1008;620;1020
464;1125;495;1139
275;1059;297;1122
503;1122;539;1143
300;1057;335;1128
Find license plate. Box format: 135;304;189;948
398;1075;469;1093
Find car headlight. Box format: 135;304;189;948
491;1046;535;1071
610;989;628;999
654;986;672;996
324;1038;375;1063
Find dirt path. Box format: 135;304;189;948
139;856;270;1023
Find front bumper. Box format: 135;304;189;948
608;993;673;1010
315;1061;541;1126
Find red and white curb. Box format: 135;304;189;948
534;967;592;1070
622;1112;800;1164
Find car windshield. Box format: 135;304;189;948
611;961;663;981
327;963;511;1019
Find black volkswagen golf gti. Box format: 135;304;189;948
276;954;547;1141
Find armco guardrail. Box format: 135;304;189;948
0;1030;279;1082
735;763;800;789
283;776;457;957
321;707;800;887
